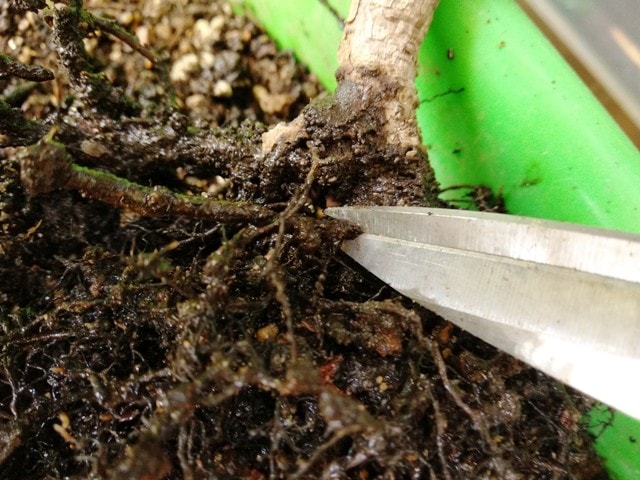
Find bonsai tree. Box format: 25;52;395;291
0;1;603;478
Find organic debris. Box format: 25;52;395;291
0;1;607;478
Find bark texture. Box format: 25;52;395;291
261;0;443;207
338;0;439;150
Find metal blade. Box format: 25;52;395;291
335;231;640;419
326;206;640;283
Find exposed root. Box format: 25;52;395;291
18;132;275;225
425;380;453;480
0;54;54;82
429;338;491;443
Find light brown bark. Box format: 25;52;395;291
262;0;439;160
337;0;439;150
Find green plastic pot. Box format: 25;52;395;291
235;0;640;477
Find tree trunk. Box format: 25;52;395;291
260;0;442;207
337;0;439;150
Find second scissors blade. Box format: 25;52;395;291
339;232;640;418
340;232;640;356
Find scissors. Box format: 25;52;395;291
325;206;640;420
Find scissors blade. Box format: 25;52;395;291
326;206;640;419
326;206;640;282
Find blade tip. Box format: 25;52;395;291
324;206;351;220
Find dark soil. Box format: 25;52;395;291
1;1;607;479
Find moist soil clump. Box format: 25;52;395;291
1;1;608;479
